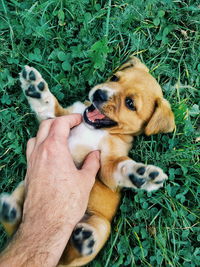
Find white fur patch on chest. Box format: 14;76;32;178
68;122;107;155
70;101;86;114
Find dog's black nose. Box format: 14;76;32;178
93;89;108;103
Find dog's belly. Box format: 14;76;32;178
68;122;107;167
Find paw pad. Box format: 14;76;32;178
38;81;45;91
136;166;146;175
129;174;146;188
22;69;27;79
72;225;95;256
149;171;159;179
0;194;20;223
19;65;56;121
26;85;41;99
29;70;36;81
20;66;47;99
121;161;168;192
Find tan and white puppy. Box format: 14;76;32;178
0;57;175;266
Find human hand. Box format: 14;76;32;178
10;114;100;267
23;114;100;231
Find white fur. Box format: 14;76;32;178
68;122;107;154
27;92;55;121
70;101;86;114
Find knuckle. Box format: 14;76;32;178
27;137;35;146
40;137;56;154
51;118;64;131
52;117;60;125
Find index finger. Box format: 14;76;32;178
35;118;55;146
48;114;82;141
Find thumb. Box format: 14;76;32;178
81;151;100;181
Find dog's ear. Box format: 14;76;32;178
118;56;149;73
144;98;175;136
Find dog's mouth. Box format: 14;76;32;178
83;104;117;129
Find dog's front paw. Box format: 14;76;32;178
20;66;48;99
115;160;168;191
19;66;55;120
0;193;21;224
71;223;96;256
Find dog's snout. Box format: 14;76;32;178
93;89;108;103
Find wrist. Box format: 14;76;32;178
0;221;75;267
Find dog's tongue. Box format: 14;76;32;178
87;109;105;122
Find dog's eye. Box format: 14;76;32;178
125;97;136;111
110;75;119;82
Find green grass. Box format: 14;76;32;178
0;0;200;266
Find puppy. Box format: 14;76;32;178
0;57;175;266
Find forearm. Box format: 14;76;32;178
0;222;74;267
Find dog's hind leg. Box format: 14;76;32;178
59;213;111;267
0;182;24;235
20;66;85;122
